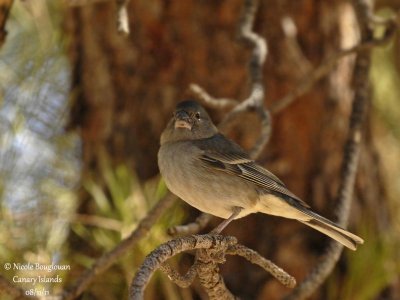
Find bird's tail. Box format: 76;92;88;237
298;210;364;251
257;194;364;250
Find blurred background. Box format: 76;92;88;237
0;0;399;299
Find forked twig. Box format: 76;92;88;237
219;0;271;159
226;244;296;288
130;235;296;299
130;235;238;299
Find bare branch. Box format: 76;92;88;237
248;107;271;159
191;0;270;161
131;234;297;300
226;244;296;288
196;247;237;300
219;0;271;159
192;83;272;157
189;84;239;109
168;213;212;236
61;193;176;300
281;16;312;77
129;235;237;300
285;1;375;299
238;0;267;83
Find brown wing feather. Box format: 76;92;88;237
195;134;310;209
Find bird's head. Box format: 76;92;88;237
161;100;218;144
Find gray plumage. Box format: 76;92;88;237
158;100;364;250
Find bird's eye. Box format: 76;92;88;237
195;112;201;120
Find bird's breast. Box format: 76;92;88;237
158;142;259;219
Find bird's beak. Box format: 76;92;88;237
174;110;192;130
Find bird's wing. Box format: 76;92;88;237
194;134;310;208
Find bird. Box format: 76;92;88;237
158;100;364;250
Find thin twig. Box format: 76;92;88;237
61;193;176;300
226;244;296;288
168;213;213;236
281;16;312;78
189;84;239;109
285;1;374;299
191;0;270;158
219;0;271;159
248;107;271;159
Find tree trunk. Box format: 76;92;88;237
64;0;392;299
